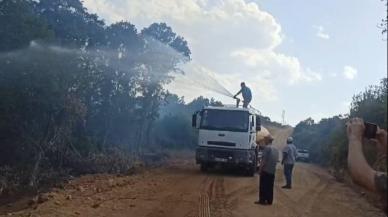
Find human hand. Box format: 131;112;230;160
372;127;387;156
346;118;365;142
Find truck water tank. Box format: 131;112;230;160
256;127;273;145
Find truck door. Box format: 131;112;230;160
249;115;257;148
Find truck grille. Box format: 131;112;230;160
207;141;236;147
208;149;233;158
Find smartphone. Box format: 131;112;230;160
364;122;377;139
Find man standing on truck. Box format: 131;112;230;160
281;137;297;189
233;82;252;108
255;137;278;205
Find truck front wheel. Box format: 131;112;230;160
200;163;208;172
247;156;257;176
247;165;256;176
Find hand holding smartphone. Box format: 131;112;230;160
364;122;377;139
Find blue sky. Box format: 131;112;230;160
254;0;386;124
83;0;387;125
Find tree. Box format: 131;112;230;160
36;0;106;47
105;21;142;50
0;0;53;51
0;0;195;192
0;44;88;186
350;78;387;128
142;23;191;58
380;0;387;35
292;116;344;165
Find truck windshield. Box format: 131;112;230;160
200;109;249;132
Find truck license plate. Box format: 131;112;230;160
215;157;227;162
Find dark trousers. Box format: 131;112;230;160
259;171;275;204
284;164;294;187
242;99;251;108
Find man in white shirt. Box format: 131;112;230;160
281;137;297;189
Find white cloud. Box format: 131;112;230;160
83;0;321;105
313;25;330;40
343;65;358;80
84;0;282;50
230;48;322;84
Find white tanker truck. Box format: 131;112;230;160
192;104;271;176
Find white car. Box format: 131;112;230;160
296;149;310;162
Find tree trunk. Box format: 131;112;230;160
29;150;43;188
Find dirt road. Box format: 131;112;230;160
1;127;385;217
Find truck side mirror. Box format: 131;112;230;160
256;116;261;131
192;113;197;128
250;116;255;130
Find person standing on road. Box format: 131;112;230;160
346;118;387;211
233;82;252;108
281;137;297;189
255;138;279;205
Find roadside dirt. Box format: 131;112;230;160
1;127;385;217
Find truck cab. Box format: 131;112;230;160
192;106;261;176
